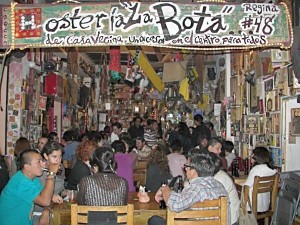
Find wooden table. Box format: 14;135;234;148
51;192;166;225
233;175;247;198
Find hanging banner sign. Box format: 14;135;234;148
0;2;293;50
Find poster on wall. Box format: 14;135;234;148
290;108;300;135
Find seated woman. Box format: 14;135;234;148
119;134;138;169
33;141;65;224
66;140;97;190
112;140;135;192
77;147;128;205
244;146;277;212
146;144;172;192
9;137;31;177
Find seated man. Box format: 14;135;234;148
0;149;60;225
148;150;230;225
135;136;152;160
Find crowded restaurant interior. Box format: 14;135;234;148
0;0;300;225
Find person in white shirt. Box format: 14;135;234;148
243;147;277;212
167;139;187;178
111;122;122;143
213;154;240;225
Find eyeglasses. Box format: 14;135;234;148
183;164;193;170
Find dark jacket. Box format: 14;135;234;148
191;123;211;147
66;160;92;190
128;125;144;140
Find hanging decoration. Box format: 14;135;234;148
109;46;121;84
125;53;135;88
245;70;256;86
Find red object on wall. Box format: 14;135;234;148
44;72;63;97
109;47;121;73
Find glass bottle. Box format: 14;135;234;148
177;176;184;193
159;181;167;209
244;158;249;175
231;159;236;177
235;158;240;177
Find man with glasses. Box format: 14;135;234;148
0;149;60;225
148;150;229;225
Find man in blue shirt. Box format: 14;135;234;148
148;150;229;225
0;149;60;225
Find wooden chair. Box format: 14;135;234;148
133;160;148;187
133;169;147;187
166;196;227;225
71;204;134;225
243;173;279;225
135;160;148;170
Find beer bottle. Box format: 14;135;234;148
244;158;249;175
231;158;236;177
235;158;240;177
159;181;167;209
177;176;184;193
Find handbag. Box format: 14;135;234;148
239;186;258;225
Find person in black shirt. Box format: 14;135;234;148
191;114;211;147
128;116;144;140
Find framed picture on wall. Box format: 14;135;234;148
264;76;274;92
250;84;258;113
271;49;290;63
266;91;275;112
290;108;300;135
244;114;264;134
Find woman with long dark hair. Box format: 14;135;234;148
146;144;172;192
77;147;128;206
243;147;277;212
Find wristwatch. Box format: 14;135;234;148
47;171;56;177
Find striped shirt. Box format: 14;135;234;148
144;129;158;147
